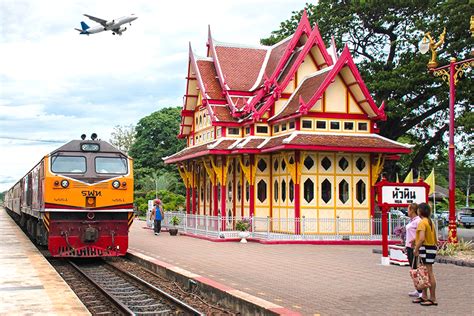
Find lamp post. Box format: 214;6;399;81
419;26;473;243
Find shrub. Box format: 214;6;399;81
170;215;181;226
438;239;473;257
235;218;250;231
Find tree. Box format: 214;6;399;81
129;107;186;196
261;1;473;181
109;124;136;154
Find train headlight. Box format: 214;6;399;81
61;179;69;188
112;180;121;189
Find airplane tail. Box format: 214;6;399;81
75;21;90;34
80;21;90;30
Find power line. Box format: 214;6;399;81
0;136;67;144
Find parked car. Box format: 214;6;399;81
389;209;408;219
460;215;474;228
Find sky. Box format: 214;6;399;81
0;0;310;192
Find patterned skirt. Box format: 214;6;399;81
419;245;437;264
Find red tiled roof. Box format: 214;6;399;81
163;142;216;163
196;60;224;100
271;70;331;121
165;133;411;164
215;45;267;91
263;38;291;82
211;105;238;122
277;48;303;84
260;133;411;153
230;97;250;110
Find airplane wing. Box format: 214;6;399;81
83;14;107;26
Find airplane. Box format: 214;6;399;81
75;14;138;36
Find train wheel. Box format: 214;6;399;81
36;221;48;246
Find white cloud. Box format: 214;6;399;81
0;0;308;191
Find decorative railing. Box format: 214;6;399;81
160;212;419;241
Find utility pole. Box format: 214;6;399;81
467;174;471;207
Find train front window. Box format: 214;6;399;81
95;157;128;174
51;156;86;173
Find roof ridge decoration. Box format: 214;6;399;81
297;45;384;119
244;12;334;121
178;43;219;138
270;45;387;122
269;65;334;121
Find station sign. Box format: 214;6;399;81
381;185;427;205
375;178;430;208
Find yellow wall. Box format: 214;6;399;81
296;54;317;85
325;75;346;113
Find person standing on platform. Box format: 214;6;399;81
153;199;164;236
413;203;438;306
404;203;422;298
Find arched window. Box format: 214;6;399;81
281;179;287;202
274;180;279;202
245;181;250;202
356;180;366;203
321;179;331;203
289;179;294;202
304;178;314;203
257;180;267;203
338;179;349;203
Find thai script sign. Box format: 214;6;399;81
381;186;427;205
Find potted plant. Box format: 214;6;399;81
169;215;181;236
389;225;408;265
235;218;250;243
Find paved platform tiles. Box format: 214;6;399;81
130;219;474;316
0;209;90;315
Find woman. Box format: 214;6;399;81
153;199;164;236
404;203;421;298
413;202;438;306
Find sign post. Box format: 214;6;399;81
375;177;429;266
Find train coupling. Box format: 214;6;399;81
83;226;99;243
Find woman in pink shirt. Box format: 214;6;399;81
405;203;421;298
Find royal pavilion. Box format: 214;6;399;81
163;13;411;236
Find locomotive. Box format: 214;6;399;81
4;134;134;257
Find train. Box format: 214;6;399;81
4;134;134;257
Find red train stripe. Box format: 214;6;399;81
44;203;134;210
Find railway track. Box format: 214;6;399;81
69;259;203;315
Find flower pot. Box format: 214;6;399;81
169;228;178;236
389;244;409;266
238;231;250;243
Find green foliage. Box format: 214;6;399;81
438;239;473;257
260;0;473;185
169;215;181;226
129;107;186;198
235;218;250;231
134;196;148;217
156;189;185;212
129;107;185;174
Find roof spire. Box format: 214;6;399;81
300;9;311;30
331;35;338;61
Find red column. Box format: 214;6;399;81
249;155;255;218
295;151;301;234
448;59;457;243
381;204;389;265
192;162;196;214
186;187;191;214
213;157;218;217
221;156;227;230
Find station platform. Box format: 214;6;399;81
129;218;473;315
0;208;90;315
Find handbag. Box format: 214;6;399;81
409;256;431;290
